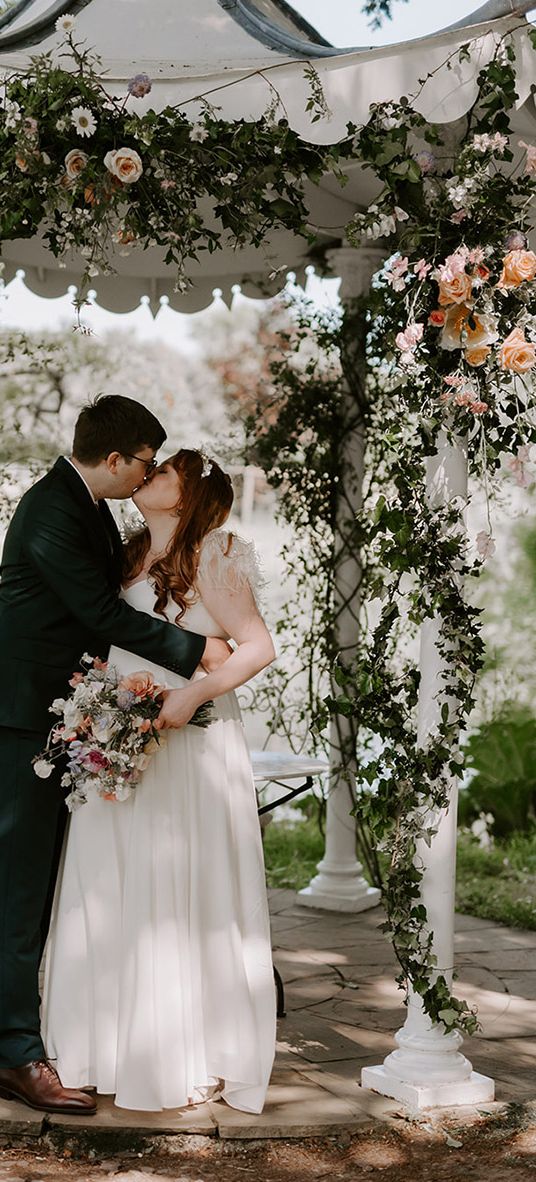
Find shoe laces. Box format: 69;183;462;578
36;1059;59;1083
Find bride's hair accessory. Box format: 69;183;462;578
199;449;213;478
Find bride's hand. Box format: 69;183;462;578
155;687;202;730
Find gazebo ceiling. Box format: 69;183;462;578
0;0;535;313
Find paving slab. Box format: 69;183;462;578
298;1067;401;1122
456;948;536;972
454;928;536;953
207;1067;371;1139
46;1093;217;1135
0;1098;44;1137
497;972;536;998
284;974;344;1009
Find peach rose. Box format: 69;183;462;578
465;345;491;367
437;271;473;307
104;146;143;184
441;304;498;353
499;326;536;373
116;227;137;245
64;148;88;179
498;249;536;289
15;154;29;172
118;670;156;697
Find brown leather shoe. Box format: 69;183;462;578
0;1059;97;1115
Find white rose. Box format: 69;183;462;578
104;147;143;184
64;148;88;180
34;759;54;779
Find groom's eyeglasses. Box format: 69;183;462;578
122;452;158;476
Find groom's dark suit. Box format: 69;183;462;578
0;457;206;1068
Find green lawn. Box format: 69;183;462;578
263;816;536;930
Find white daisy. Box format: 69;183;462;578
55;14;76;34
71;106;97;137
189;123;209;143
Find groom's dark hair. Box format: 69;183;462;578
72;394;167;465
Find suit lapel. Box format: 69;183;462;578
97;498;124;587
53;458;122;583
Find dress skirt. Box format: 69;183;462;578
42;647;276;1113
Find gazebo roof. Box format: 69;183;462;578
1;0;535;312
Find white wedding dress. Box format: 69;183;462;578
42;529;276;1114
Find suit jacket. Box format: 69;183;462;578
0;457;206;732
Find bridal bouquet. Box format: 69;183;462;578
33;653;213;811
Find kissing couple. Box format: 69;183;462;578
0;394;276;1116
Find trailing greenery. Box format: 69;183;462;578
0;19;354;312
249;23;536;1036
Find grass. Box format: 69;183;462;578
263;815;536;930
263;815;325;889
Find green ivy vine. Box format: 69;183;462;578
247;22;536;1035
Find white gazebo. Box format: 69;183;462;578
1;0;536;1108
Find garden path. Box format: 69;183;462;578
3;889;535;1142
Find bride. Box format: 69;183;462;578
43;449;277;1114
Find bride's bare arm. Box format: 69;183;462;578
156;581;275;730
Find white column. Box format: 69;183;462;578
361;433;494;1107
298;246;382;913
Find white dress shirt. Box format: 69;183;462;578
64;457;98;505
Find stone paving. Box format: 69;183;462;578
2;888;536;1141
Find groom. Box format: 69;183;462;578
0;394;229;1116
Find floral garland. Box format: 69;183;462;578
0;13;354;313
248;22;536;1034
338;29;536;1031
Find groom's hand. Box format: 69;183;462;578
200;636;233;672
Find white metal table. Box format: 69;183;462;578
251;750;329;817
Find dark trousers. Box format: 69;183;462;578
0;727;67;1067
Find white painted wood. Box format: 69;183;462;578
298;244;383;915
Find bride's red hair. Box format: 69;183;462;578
122;449;234;618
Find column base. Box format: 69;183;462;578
361;1064;495;1109
297;881;381;913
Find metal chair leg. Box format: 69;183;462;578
274;965;286;1018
